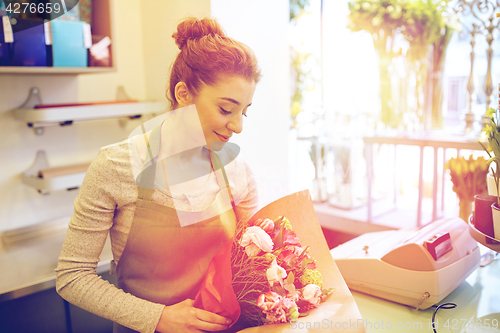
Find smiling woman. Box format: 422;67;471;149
55;17;262;333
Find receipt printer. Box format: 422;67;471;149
330;217;480;309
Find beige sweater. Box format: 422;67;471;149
55;136;258;333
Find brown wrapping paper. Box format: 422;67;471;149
37;163;91;179
239;190;365;332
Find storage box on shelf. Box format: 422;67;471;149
0;0;115;74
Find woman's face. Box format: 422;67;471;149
177;76;256;148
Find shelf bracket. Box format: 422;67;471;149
22;150;50;194
116;85;142;127
116;85;132;101
18;87;44;135
19;87;43;109
23;150;49;178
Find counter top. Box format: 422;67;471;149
0;217;112;302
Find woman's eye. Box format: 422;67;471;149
243;113;248;117
220;107;231;115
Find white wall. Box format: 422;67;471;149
211;0;291;208
141;0;211;101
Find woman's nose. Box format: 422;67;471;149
227;113;243;134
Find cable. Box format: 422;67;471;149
431;302;457;333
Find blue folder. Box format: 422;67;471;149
0;17;47;66
51;20;87;67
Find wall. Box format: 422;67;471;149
211;0;291;208
140;0;211;101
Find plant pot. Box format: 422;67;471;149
474;194;497;238
487;173;497;196
491;203;500;240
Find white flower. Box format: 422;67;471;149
240;226;274;256
266;259;287;287
301;284;322;306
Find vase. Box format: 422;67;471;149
474;195;497;238
459;199;473;223
487;173;497;196
492;203;500;240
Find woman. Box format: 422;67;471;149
56;17;261;333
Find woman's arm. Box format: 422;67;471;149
55;148;164;333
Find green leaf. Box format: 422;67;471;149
322;287;335;296
286;271;295;285
301;258;313;269
272;285;287;297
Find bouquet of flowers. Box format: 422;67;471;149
445;154;488;221
194;214;334;331
231;216;334;327
194;190;361;332
445;154;488;202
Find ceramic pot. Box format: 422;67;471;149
474;194;496;238
491;202;500;240
487;173;498;196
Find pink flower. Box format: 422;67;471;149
283;229;301;247
301;284;322;307
277;249;298;266
240;226;274;256
253;218;275;234
266;259;287;287
256;291;298;324
257;291;280;312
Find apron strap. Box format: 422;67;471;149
209;150;237;210
136;121;236;210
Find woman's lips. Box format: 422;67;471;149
215;132;230;142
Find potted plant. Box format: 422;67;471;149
445;155;488;222
480;107;500;240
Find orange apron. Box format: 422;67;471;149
113;122;237;332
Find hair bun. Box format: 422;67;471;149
172;17;226;50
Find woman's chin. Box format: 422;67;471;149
205;142;226;151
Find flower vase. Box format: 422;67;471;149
487;173;497;196
492;203;500;240
459;199;473;222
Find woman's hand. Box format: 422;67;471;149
155;299;232;332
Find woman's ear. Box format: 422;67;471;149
174;82;193;107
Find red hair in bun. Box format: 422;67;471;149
168;17;261;109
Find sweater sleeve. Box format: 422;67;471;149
55;148;164;333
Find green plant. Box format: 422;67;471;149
480;107;500;205
290;48;316;122
290;0;310;22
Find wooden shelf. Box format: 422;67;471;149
15;101;165;128
0;0;115;75
0;66;115;75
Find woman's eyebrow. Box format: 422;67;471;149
220;97;252;107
